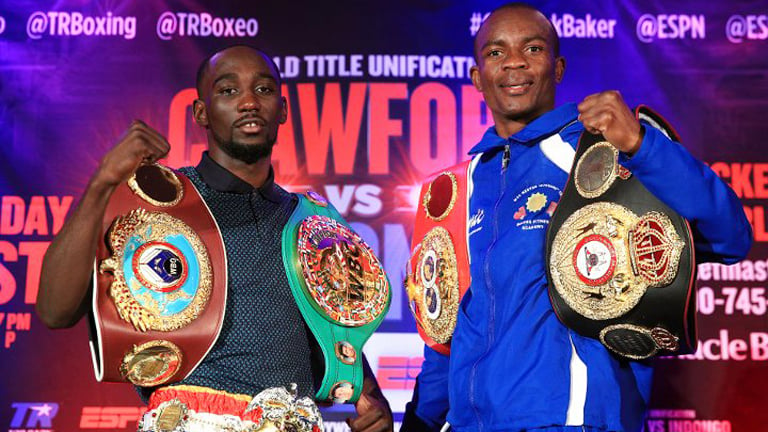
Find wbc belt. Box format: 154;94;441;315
545;106;696;360
282;193;391;403
406;162;472;355
92;164;227;386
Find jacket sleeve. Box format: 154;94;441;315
401;344;450;432
619;124;753;264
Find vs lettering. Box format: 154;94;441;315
325;184;382;217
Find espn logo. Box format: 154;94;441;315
376;356;423;390
80;407;146;429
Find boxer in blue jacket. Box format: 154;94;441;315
401;3;752;432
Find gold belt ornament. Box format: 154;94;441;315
407;226;460;344
549;202;684;321
99;208;212;332
297;215;389;327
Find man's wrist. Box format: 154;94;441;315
622;125;645;157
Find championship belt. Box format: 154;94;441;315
546;106;696;360
91;164;227;386
140;384;323;432
406;162;472;355
282;192;391;403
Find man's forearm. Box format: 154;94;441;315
36;178;116;328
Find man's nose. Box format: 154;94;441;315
237;92;261;111
503;51;529;69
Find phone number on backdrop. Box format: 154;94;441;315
697;286;767;316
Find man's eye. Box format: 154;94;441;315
488;49;502;57
528;46;544;53
256;86;275;94
219;87;237;95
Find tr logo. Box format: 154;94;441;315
10;402;59;428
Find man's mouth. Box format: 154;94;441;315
234;117;265;133
500;81;533;94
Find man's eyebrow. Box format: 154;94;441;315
479;35;549;52
254;73;279;83
212;73;238;87
522;36;549;45
213;72;278;86
479;38;505;52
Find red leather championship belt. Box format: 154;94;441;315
91;164;227;386
546;107;696;360
406;162;472;355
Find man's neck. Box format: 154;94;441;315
494;119;529;139
207;149;272;189
493;105;556;139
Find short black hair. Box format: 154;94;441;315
195;44;282;98
473;2;561;63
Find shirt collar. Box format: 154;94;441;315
195;152;284;203
468;103;579;155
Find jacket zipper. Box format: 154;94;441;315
468;144;511;431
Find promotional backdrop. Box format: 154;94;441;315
1;1;767;431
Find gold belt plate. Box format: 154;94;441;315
549;202;684;320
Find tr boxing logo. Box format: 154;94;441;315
9;402;59;429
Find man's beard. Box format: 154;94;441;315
213;131;277;164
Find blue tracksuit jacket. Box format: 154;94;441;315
402;103;752;432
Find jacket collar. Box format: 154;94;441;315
468;103;579;155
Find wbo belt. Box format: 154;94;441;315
282;193;391;403
91;164;227;387
406;162;472;355
545;106;696;360
138;384;322;432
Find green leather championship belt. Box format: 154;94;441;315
282;192;391;403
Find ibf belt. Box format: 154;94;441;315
92;164;227;386
406;162;472;355
282;193;390;403
546;106;696;360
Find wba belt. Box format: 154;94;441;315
92;164;227;386
545;106;697;360
406;162;472;355
282;193;391;403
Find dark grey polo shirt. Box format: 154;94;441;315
153;152;317;399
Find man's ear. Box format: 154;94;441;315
279;96;287;124
192;99;208;127
554;55;566;84
470;65;482;91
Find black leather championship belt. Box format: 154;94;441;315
91;164;227;386
545;106;697;360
